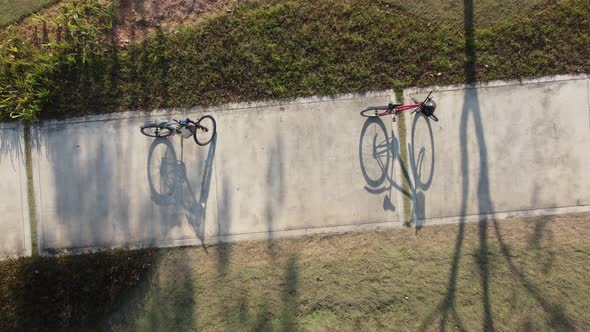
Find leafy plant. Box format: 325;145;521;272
0;0;114;121
0;29;54;121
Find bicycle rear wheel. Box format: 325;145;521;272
193;115;216;146
360;108;390;117
140;123;173;137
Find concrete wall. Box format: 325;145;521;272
1;74;588;254
404;75;590;226
31;91;406;252
0;122;30;258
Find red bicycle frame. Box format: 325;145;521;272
361;91;437;121
393;103;422;114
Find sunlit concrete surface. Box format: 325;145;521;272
405;75;590;226
31;92;405;253
6;73;586;254
0;122;30;258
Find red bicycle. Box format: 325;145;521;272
360;91;438;122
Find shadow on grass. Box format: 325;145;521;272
229;254;299;331
97;248;198;331
281;256;299;331
492;219;574;330
527;215;556;274
0;249;155;331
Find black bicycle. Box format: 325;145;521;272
140;115;216;146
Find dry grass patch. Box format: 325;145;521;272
107;213;590;331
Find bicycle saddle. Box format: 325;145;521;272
388;102;403;109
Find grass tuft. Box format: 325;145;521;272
0;0;58;27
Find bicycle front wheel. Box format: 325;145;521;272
194;115;217;146
360;108;390;117
140;123;173;138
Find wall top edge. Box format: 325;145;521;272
405;73;589;95
25;73;590;126
0;122;21;130
33;90;396;126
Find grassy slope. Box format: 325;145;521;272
43;0;590;117
107;214;590;331
0;0;57;26
122;0;588;104
1;0;589;329
382;0;551;30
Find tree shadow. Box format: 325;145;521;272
33;122;124;253
265;134;285;256
527;215;556;274
0;122;27;258
98;248;198;331
420;1;576;330
280;256;299;330
231;253;299;331
492;218;574;330
418;0;494;328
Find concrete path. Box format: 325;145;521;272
1;74;589;256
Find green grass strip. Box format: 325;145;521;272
22;123;38;256
393;89;412;224
0;0;58;27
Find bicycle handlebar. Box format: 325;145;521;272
410;91;432;105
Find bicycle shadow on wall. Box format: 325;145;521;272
358;112;436;230
146;135;217;249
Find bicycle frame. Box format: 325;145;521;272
140;115;217;146
164;119;202;138
395;91;433;116
365;102;422;118
394;103;422;114
361;91;436;121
